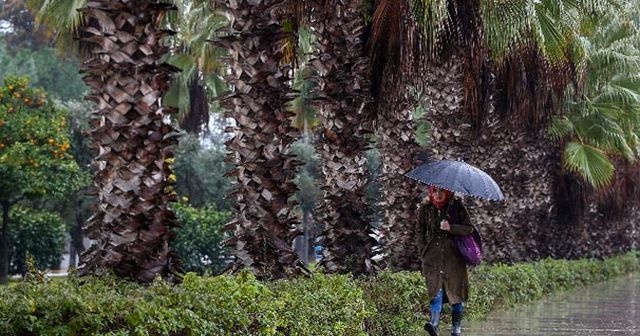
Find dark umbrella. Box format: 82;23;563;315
405;160;505;201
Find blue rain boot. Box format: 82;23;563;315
424;310;440;336
451;311;462;336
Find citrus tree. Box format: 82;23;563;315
0;76;87;284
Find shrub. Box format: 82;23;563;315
359;271;428;336
0;252;637;335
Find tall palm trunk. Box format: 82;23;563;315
215;0;306;279
375;58;466;271
77;0;181;283
368;0;425;271
308;0;376;275
377;105;423;270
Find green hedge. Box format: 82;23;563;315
0;252;638;335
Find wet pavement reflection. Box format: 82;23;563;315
463;273;640;336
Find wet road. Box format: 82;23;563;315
463;273;640;335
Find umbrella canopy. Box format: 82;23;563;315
405;160;505;201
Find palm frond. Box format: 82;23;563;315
368;0;401;60
555;2;640;180
595;82;640;106
564;141;615;188
26;0;87;55
531;1;580;63
165;53;197;115
27;0;86;32
409;0;450;61
164;1;228;132
481;0;532;63
572;105;636;161
548;116;576;140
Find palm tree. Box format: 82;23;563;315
213;0;307;279
549;1;640;188
27;0;185;282
30;0;310;279
75;0;183;283
305;0;378;275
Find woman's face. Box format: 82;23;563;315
431;188;449;203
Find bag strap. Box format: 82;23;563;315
448;200;484;252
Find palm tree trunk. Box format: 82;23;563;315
375;59;466;271
308;0;376;275
77;0;181;283
377;105;424;270
215;0;306;279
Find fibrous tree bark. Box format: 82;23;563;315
214;0;307;279
78;0;182;283
307;0;376;275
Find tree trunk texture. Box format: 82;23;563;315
77;0;182;283
377;0;639;265
308;0;377;275
376;59;469;270
366;0;429;271
545;161;640;259
376;104;423;271
215;0;306;279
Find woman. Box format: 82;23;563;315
417;185;473;336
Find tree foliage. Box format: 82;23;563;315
549;2;640;188
173;134;232;210
0;76;88;200
0;43;87;101
9;206;66;275
0;76;87;284
172;201;230;275
164;0;228;133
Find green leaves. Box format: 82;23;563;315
172;202;230;275
9;206;67;276
1;252;637;335
410;0;450;61
0;76;88;201
172;134;232;209
564;142;615;188
548;2;640;188
479;0;619;65
0;43;87;101
548;116;575;140
164;1;228;132
26;0;88;55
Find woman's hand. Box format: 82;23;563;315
440;219;451;231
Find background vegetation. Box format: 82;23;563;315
0;252;637;335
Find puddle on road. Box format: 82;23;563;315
463;273;640;336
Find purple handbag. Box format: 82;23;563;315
448;203;483;266
453;229;483;266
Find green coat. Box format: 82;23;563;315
416;198;473;304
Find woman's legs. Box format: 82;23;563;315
425;289;444;336
451;302;464;336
